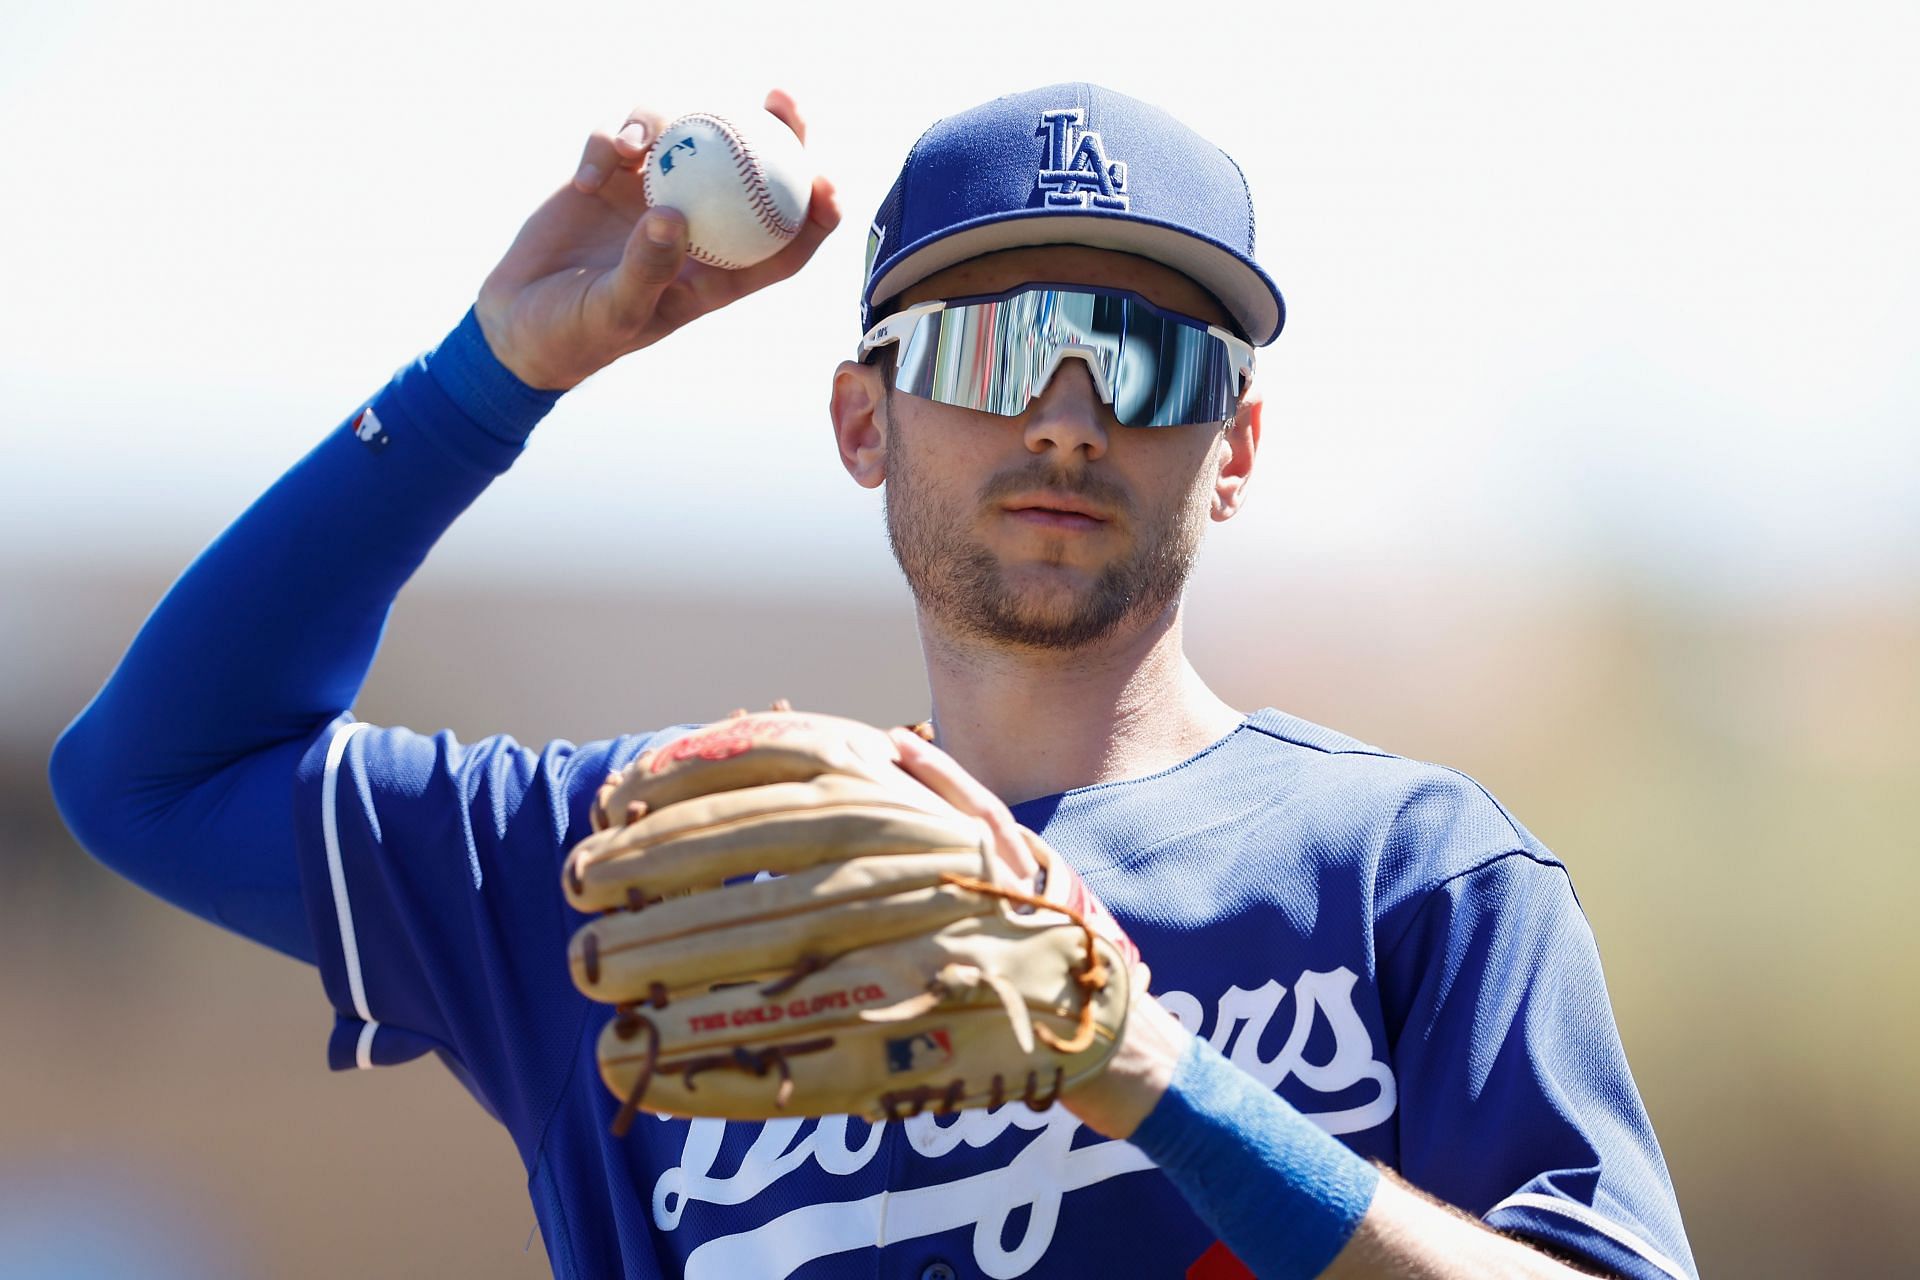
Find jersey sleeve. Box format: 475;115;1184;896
48;309;561;963
291;714;648;1150
1380;854;1698;1280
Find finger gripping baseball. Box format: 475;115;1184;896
561;709;1139;1131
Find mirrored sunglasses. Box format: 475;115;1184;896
857;283;1253;429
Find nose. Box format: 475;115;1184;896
1020;355;1110;461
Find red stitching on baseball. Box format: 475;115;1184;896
678;112;804;242
688;243;747;271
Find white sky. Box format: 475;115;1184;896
2;0;1915;602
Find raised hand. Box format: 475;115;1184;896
474;89;840;391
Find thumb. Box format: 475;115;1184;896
608;207;688;325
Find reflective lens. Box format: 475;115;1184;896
858;285;1251;428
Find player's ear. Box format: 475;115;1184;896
1210;383;1261;522
831;359;888;489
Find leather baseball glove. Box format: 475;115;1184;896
561;707;1141;1135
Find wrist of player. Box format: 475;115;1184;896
1059;987;1190;1140
471;285;639;393
470;294;564;392
1130;1037;1381;1280
427;308;566;443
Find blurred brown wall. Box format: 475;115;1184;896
4;563;1915;1277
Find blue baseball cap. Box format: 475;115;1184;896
862;83;1285;345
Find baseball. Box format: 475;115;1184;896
643;108;812;270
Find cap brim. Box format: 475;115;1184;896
866;209;1285;344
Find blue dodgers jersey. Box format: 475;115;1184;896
291;708;1696;1280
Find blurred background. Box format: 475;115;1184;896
2;0;1915;1275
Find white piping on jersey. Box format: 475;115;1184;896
1487;1192;1688;1280
354;1020;379;1071
322;720;381;1067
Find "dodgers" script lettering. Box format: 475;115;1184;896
654;967;1397;1279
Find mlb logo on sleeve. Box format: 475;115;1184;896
352;407;390;451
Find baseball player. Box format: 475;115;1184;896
51;84;1696;1279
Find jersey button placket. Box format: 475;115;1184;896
918;1263;958;1280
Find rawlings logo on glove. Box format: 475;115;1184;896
559;707;1142;1135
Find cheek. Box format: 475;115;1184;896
893;412;1008;503
1127;431;1221;509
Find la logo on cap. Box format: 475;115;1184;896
1036;108;1129;211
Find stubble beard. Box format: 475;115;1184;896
883;413;1211;652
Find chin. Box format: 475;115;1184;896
966;576;1136;650
993;568;1104;611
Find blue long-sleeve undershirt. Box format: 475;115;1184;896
48;309;559;962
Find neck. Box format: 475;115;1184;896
916;600;1245;804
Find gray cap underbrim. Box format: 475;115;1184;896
865;209;1285;344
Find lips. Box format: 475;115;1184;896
999;491;1113;525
